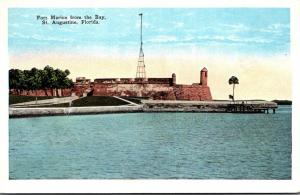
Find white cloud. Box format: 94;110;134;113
220;23;249;32
22;14;30;18
60;27;77;33
22;22;34;26
143;22;151;28
260;23;290;34
10;23;20;27
197;35;272;44
269;23;289;30
10;22;36;28
32;35;74;42
185;12;194;16
149;35;177;43
172;21;184;28
135;21;151;29
183;35;195;42
156;27;166;32
9;32;74;43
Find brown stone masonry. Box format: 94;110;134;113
91;67;212;101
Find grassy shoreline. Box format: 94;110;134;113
9;95;130;107
9;95;54;105
10;95;292;108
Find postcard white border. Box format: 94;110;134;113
0;0;299;193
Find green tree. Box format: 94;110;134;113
54;68;64;96
28;67;43;103
46;66;59;96
9;69;17;90
42;65;55;96
53;68;73;96
229;76;239;101
9;65;73;97
62;69;73;88
9;69;26;95
23;70;31;93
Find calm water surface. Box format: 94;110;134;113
9;106;291;179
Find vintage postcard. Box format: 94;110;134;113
0;0;299;193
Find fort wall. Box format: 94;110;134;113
94;77;174;85
92;83;212;101
93;83;176;100
10;89;72;97
91;67;212;101
174;85;212;101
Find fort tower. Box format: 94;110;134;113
136;13;146;79
200;67;208;86
172;73;176;86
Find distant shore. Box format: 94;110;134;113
272;100;292;105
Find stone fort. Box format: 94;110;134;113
73;67;212;101
14;67;213;101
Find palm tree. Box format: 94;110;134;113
229;76;239;101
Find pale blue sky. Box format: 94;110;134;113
9;8;290;56
8;8;292;100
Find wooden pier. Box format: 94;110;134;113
226;101;277;114
142;100;278;114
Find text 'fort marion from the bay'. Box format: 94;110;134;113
37;14;106;25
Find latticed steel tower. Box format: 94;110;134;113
136;13;146;79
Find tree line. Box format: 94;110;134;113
9;65;73;96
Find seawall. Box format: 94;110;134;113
10;105;143;118
9;100;278;118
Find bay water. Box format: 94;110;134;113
9;105;291;179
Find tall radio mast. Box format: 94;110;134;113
136;13;146;79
